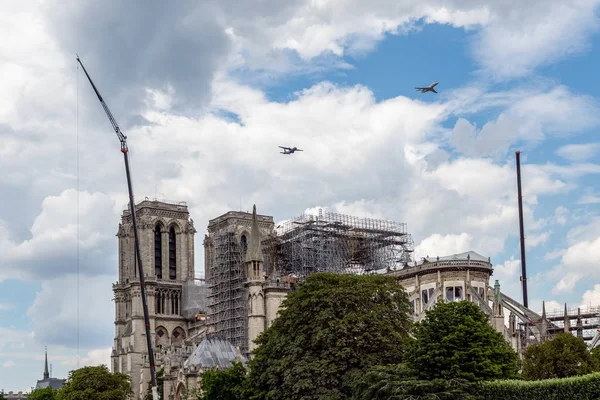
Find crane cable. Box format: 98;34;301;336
76;59;80;370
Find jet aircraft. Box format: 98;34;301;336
279;146;303;155
415;82;439;93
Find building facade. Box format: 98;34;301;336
111;200;205;399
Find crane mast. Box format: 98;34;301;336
76;56;159;400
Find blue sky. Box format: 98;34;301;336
1;0;600;392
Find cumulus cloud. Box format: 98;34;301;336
415;233;472;259
450;87;599;157
0;190;118;282
582;285;600;308
556;143;600;162
26;274;115;349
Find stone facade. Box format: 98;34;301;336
386;251;507;340
112;200;200;399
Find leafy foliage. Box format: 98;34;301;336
407;300;519;381
479;371;600;399
522;333;595;380
244;273;413;400
56;365;132;400
29;387;58;400
196;362;247;400
143;367;164;400
351;364;480;400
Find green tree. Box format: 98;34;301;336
144;368;164;400
522;332;595;380
29;387;58;400
408;300;519;382
196;362;247;400
351;364;479;400
56;365;132;400
244;273;413;400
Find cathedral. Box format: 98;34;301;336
112;200;590;399
111;200;290;399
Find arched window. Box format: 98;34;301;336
240;234;248;257
169;227;177;280
154;225;162;279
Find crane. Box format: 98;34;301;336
76;55;160;400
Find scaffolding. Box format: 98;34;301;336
182;278;209;320
206;228;248;355
263;209;414;279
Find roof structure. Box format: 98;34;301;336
421;251;489;263
183;338;247;370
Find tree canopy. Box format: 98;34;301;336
522;332;595;380
29;387;57;400
350;364;480;400
196;362;247;400
244;272;413;400
407;300;519;381
56;365;132;400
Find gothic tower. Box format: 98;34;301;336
112;200;196;399
204;206;274;356
245;205;267;353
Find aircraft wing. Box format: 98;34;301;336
278;146;289;150
431;88;438;93
296;149;303;151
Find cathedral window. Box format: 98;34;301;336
240;234;248;257
421;288;434;308
155;225;163;279
445;286;463;302
169;227;177;280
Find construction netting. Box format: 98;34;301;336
182;279;208;320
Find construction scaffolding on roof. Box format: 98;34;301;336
262;209;415;279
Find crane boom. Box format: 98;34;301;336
76;56;159;400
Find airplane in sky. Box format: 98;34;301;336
279;146;303;155
415;82;439;93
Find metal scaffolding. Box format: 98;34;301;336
206;228;249;355
263;209;414;279
205;208;414;356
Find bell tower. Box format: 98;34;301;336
112;199;196;399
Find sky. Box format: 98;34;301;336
1;0;600;392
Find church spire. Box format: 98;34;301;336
245;205;264;263
43;346;49;380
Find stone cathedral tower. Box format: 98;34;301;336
111;200;196;399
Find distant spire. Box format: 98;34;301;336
542;301;546;319
43;346;49;380
245;205;264;263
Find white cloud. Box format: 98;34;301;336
0;303;13;311
26;274;115;349
545;249;565;261
414;233;472;259
553;274;583;295
577;189;600;205
556;143;600;162
0;190;118;282
581;285;600;308
2;360;15;368
451;87;599;157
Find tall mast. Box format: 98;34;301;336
515;151;528;308
76;55;159;400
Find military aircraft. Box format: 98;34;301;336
415;82;439;93
279;146;303;155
